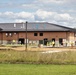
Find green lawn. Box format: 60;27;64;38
0;64;76;75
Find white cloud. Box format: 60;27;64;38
36;9;73;21
59;13;73;21
16;12;34;19
4;11;15;18
22;4;37;8
37;0;76;6
0;11;35;21
36;9;57;19
35;9;76;27
38;0;67;4
0;9;76;28
15;19;27;23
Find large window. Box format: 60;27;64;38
40;33;43;36
52;38;55;42
34;33;38;36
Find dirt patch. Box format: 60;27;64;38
0;45;76;51
10;46;76;51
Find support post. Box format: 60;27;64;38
25;21;27;51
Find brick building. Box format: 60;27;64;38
0;22;76;47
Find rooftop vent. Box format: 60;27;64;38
14;23;16;28
23;23;25;28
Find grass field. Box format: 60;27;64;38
0;64;76;75
0;50;76;64
0;46;76;75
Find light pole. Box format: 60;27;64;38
25;21;27;51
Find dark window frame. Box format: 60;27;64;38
34;33;38;36
40;33;43;36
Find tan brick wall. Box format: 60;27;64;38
66;32;75;42
0;31;75;45
0;32;67;41
19;32;25;38
3;33;18;40
27;32;67;41
74;37;76;41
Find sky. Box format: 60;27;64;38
0;0;76;28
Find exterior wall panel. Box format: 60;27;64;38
2;33;18;44
0;31;75;46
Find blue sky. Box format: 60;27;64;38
0;0;76;28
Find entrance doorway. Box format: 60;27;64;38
52;38;55;46
18;38;24;44
44;38;48;45
52;38;55;42
59;38;63;45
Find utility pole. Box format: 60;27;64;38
25;21;27;51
